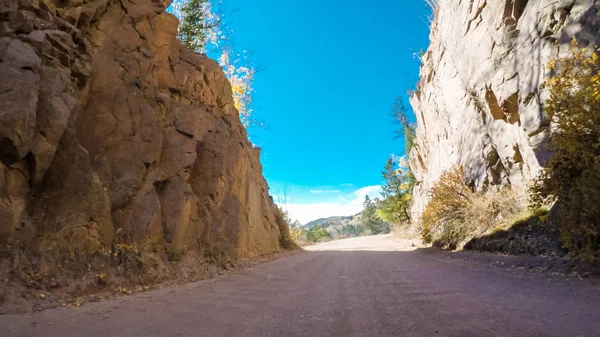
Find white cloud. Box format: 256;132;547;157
279;185;382;225
310;189;341;194
351;185;381;199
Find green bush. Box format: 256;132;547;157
305;226;331;243
202;243;233;269
113;244;144;276
343;224;365;237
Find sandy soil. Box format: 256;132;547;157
1;234;598;336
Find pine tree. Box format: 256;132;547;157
343;224;364;237
177;0;212;51
361;196;388;235
377;157;415;225
391;96;416;154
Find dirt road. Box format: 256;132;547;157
1;235;599;336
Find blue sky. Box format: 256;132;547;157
217;0;432;223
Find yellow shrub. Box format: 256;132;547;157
421;166;473;248
421;166;527;249
530;39;600;260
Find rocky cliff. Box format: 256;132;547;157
0;0;290;285
409;0;600;219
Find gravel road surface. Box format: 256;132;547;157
2;234;599;337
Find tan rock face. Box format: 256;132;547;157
0;0;289;260
409;0;600;220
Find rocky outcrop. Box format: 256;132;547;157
409;0;600;219
0;0;290;274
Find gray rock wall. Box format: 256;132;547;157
409;0;600;220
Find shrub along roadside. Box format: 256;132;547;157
420;166;473;248
305;226;332;243
529;39;600;261
420;166;529;250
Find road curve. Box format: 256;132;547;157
2;235;599;337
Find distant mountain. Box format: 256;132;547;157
303;212;392;238
303;214;364;237
304;215;355;229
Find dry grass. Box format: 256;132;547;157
391;221;420;239
421;166;530;249
2;232;253;313
465;189;528;237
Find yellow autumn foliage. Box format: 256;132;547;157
529;39;600;260
421;166;525;249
